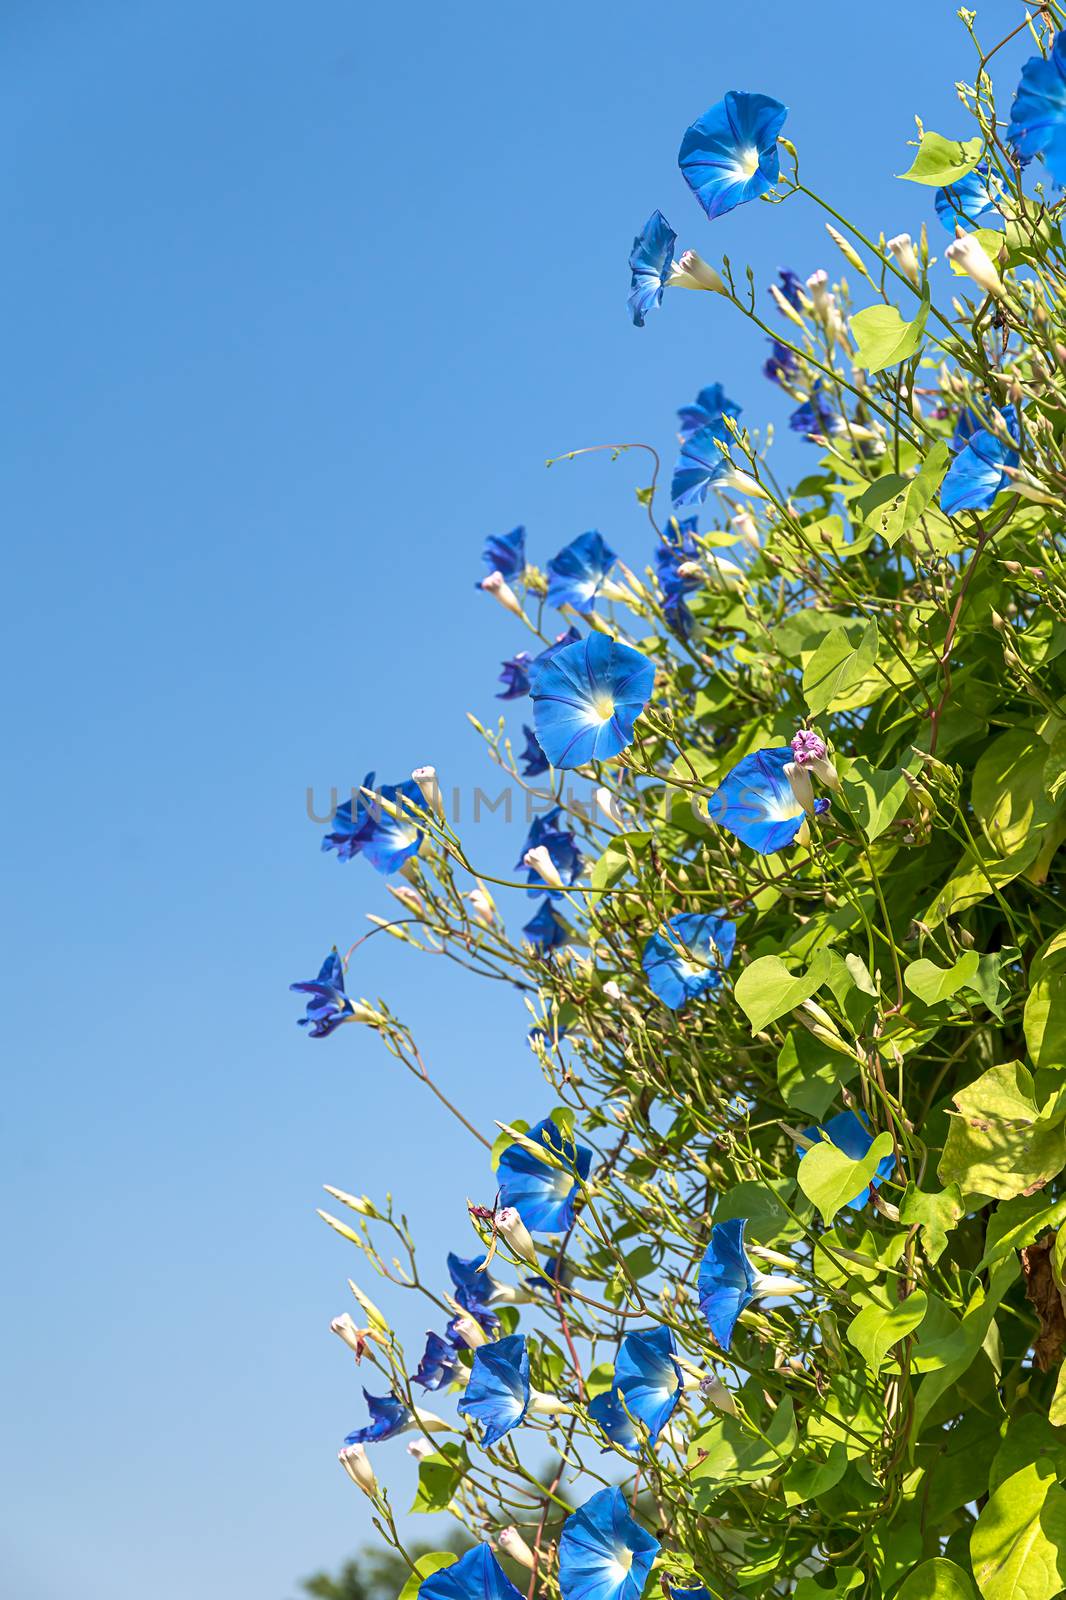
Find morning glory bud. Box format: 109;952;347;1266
769;281;806;327
784;761;816;818
331;1312;369;1357
699;1373;739;1416
524;845;565;890
731;508;759;546
411;765;445;818
480;570;525;618
668;249;727;294
407;1435;435;1460
338;1442;377;1495
887;233;921;287
497;1529;536;1570
945;231;1005;298
465;885;496;925
388;883;426;916
805;269;832;317
451;1313;491;1349
595;787;626;828
495;1206;539;1266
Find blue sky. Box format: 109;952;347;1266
2;2;1028;1596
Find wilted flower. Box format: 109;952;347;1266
934;166;1001;232
518;724;550;777
291;947;366;1038
322;776;423;874
478;526;526;584
790;728;839;789
497;1116;593;1231
939;405;1019;514
331;1312;369;1357
516;807;584;897
342;1390;415;1445
447;1252;510;1319
642;912;737;1011
527;635;656;769
412;1329;464;1391
460;1333;531;1446
558;1486;661;1600
708;747;829;853
523;898;570;954
627;210;677;327
773;267;805;308
677;383;742;443
789;380;844;440
763;338;799;385
497;652;533;700
678;92;788;220
419;1545;525;1600
799;1108;895;1208
546;531;619;613
1007;31;1066;185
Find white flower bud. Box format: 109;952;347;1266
602;979;623;1001
464;885;496;925
945;231;1005;298
495;1206;538;1265
411;766;445;818
497;1529;536;1569
524;845;564;890
805;269;832;317
784;761;816;818
330;1312;369;1356
887;233;920;287
667;249;726;294
718;469;769;500
451;1314;490;1349
407;1436;435;1461
769;282;807;328
338;1443;377;1495
480;570;525;618
731;508;759;547
595;787;626;828
388;883;426;916
699;1375;739;1417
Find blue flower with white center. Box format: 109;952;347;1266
478;526;526;584
1007;30;1066;185
789;381;844;440
671;423;731;507
343;1389;414;1445
323;778;424;874
934;165;1001;231
698;1219;756;1351
677;383;742;443
679;91;788;221
290;946;358;1038
412;1330;463;1392
628;210;677;327
419;1545;525;1600
497;652;533;700
547;531;619;613
708;746;828;854
459;1334;530;1447
642;912;737;1012
516;807;584;897
524;898;569;954
764;339;799;385
497;1116;593;1232
519;724;550;777
799;1108;895;1209
615;1325;682;1444
940;405;1019;514
558;1485;661;1600
588;1387;640;1451
527;636;656;770
773;268;804;309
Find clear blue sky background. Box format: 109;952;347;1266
2;2;1028;1596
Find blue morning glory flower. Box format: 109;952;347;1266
524;898;570;954
628;210;677;327
558;1486;661;1600
679;92;788;221
951;405;979;453
322;777;424;874
939;404;1019;514
789;381;844;440
677;383;742;443
343;1389;414;1445
773;268;804;309
519;724;550;777
708;747;828;854
547;532;619;613
478;526;526;583
516;807;584;897
498;652;533;700
588;1387;640;1451
419;1545;525;1600
290;946;358;1038
669;1588;711;1600
447;1252;506;1322
540;625;582;660
698;1219;756;1351
1007;30;1066;185
934;166;1001;232
764;339;799;385
671;423;732;507
653;517;702;638
527;636;656;769
497;1116;593;1232
641;913;737;1011
799;1108;895;1209
614;1325;682;1444
412;1330;463;1391
459;1334;530;1447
